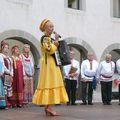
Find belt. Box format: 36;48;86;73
84;74;94;78
101;75;112;78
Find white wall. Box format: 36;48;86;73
0;0;120;61
64;0;120;61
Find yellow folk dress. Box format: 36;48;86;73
32;36;68;105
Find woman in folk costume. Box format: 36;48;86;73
21;44;34;104
11;45;24;108
0;47;6;108
32;19;68;116
0;40;13;109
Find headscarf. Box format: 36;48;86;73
39;18;50;32
11;45;19;54
1;40;9;49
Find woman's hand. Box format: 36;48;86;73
54;32;60;40
54;40;59;47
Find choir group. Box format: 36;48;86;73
0;40;120;111
0;40;34;109
1;19;120;117
63;52;120;106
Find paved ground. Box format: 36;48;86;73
0;102;120;120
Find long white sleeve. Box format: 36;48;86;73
0;55;4;74
116;59;120;74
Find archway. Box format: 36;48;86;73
63;37;97;100
100;43;120;99
64;37;97;61
100;43;120;62
0;29;40;89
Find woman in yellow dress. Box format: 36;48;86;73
32;19;68;116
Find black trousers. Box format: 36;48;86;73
81;81;93;103
119;84;120;102
65;79;77;105
101;81;112;103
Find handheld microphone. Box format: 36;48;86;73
53;31;61;38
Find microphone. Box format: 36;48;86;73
53;31;61;38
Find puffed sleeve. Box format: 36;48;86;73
0;55;4;75
42;37;57;55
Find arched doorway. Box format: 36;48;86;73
0;30;40;89
63;37;97;100
100;43;120;99
64;37;97;60
100;43;120;62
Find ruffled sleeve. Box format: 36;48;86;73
42;37;57;55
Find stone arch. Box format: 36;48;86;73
63;37;97;60
100;43;120;61
0;29;40;88
63;37;97;99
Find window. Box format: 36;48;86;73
68;0;85;10
112;0;120;18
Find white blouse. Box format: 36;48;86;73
20;54;34;76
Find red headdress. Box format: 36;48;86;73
11;45;19;69
1;40;9;49
11;45;19;54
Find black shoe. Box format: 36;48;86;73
17;104;22;108
12;105;17;108
71;103;77;105
80;102;87;105
88;102;94;105
118;102;120;105
103;102;107;105
107;102;112;105
103;101;108;105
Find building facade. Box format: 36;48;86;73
0;0;120;93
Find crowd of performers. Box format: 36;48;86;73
0;40;34;109
32;18;120;116
1;19;120;117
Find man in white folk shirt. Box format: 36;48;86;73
97;54;115;105
116;59;120;105
81;52;98;105
63;50;80;105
